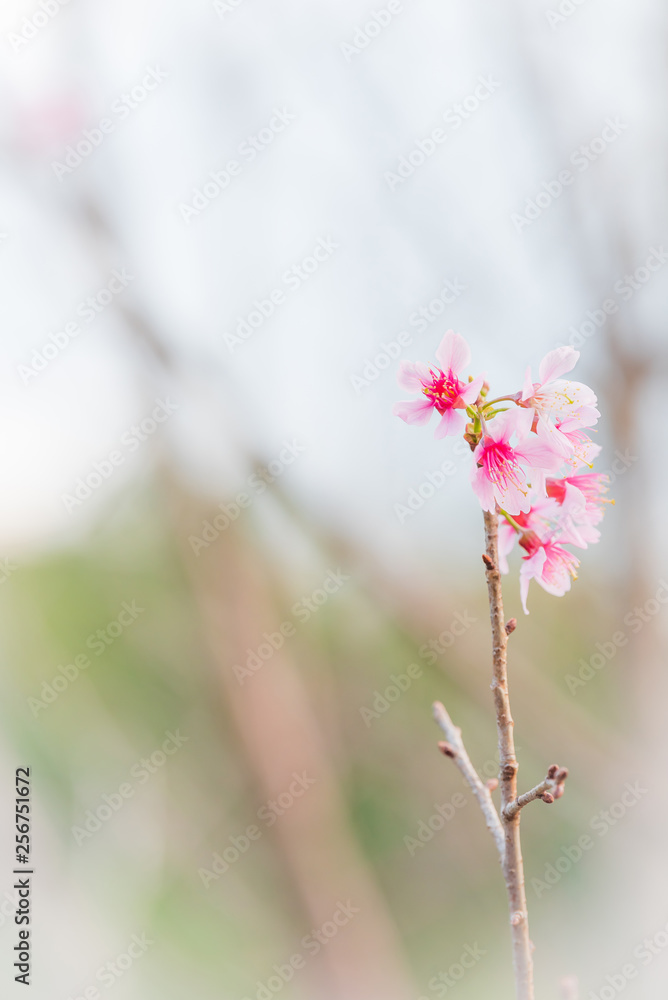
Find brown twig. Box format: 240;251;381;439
503;765;569;821
482;510;533;1000
432;701;505;859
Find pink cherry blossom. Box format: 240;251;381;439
519;541;580;614
546;473;611;542
551;418;601;470
547;473;610;514
499;473;610;610
393;330;484;439
470;408;564;515
542;482;601;548
497;498;563;573
521;347;600;428
498;486;588;564
390;331;608;612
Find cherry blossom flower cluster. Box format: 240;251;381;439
393;331;611;612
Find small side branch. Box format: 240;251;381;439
433;701;505;861
502;765;569;822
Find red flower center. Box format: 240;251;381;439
482;439;526;495
546;480;566;504
422;368;462;413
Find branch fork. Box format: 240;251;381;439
503;765;569;821
431;512;571;1000
433;707;569;855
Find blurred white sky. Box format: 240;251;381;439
0;0;666;579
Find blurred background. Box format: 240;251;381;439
0;1;667;997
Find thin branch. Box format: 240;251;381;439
503;765;569;821
483;511;534;1000
432;701;505;861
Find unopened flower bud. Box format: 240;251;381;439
464;425;479;451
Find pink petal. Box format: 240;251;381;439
435;330;471;376
485;408;516;444
560;412;600;434
557;415;586;434
538;347;579;385
498;521;517;575
498;477;533;516
459;374;485;405
556;521;589;549
393;399;433;425
517;434;563;472
510;406;535;442
529;470;547;497
573;524;601;546
397;360;431;392
519;549;547;614
542;380;598;415
538;553;576;597
435;407;466;439
470;465;497;512
561;481;588;518
567;438;601;470
489;406;531;445
521;366;535;401
537;416;576;458
572;405;600;427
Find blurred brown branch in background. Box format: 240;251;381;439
178;516;418;1000
78;202;419;1000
